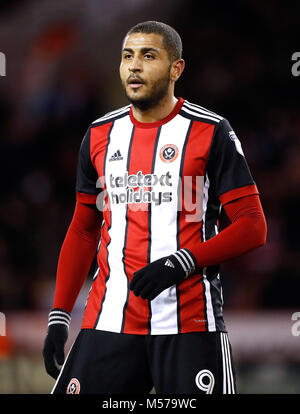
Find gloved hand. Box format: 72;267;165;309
42;308;71;379
130;248;197;301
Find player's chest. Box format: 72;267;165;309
93;115;214;183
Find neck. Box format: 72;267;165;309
131;93;178;123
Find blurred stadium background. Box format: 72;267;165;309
0;0;300;394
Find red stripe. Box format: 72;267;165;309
122;126;160;334
177;121;215;332
81;122;112;329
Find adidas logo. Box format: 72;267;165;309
109;150;123;161
164;258;175;268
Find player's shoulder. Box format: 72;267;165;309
90;104;131;128
180;99;226;126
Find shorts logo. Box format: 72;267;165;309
195;369;215;394
66;378;80;394
159;144;178;163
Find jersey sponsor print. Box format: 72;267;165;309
75;98;257;335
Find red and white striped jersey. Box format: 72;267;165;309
75;97;257;334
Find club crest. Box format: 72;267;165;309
66;378;80;394
159;144;179;163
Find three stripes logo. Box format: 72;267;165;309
164;258;175;268
109;149;123;161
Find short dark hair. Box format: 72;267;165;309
125;21;182;62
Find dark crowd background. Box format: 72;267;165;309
0;0;299;313
0;0;299;393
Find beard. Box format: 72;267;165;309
122;68;171;111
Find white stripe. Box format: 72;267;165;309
202;174;210;242
95;116;134;332
49;310;71;319
181;248;196;268
173;253;188;273
50;340;75;394
174;251;189;273
48;320;70;328
214;224;224;310
96;107;130;123
225;333;232;394
92;105;130;123
174;250;195;276
202;268;216;331
48;315;70;324
150;114;191;335
184;100;223;120
224;333;231;393
184;102;223;120
92;266;100;281
92;105;130;124
181;105;221;123
201;174;216;331
84;267;100;310
48;314;71;324
220;332;235;394
96;218;104;253
218;273;224;308
49;311;70;318
224;333;235;393
221;333;227;393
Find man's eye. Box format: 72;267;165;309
144;54;154;59
124;54;132;59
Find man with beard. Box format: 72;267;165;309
43;21;267;394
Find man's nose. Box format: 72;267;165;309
129;55;143;72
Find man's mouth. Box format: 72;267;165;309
127;77;145;89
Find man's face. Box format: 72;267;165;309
120;32;172;110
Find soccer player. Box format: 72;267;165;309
43;21;267;394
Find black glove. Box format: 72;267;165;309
130;248;197;301
42;308;71;379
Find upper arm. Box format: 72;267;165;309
206;118;259;206
75;126;99;200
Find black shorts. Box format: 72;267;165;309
51;329;236;394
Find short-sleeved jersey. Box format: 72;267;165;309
76;97;258;335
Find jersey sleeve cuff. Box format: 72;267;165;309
76;191;98;204
172;248;197;279
219;184;259;206
48;308;71;329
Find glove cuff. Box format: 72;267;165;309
48;308;71;329
171;248;197;279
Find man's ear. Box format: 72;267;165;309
170;59;185;82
